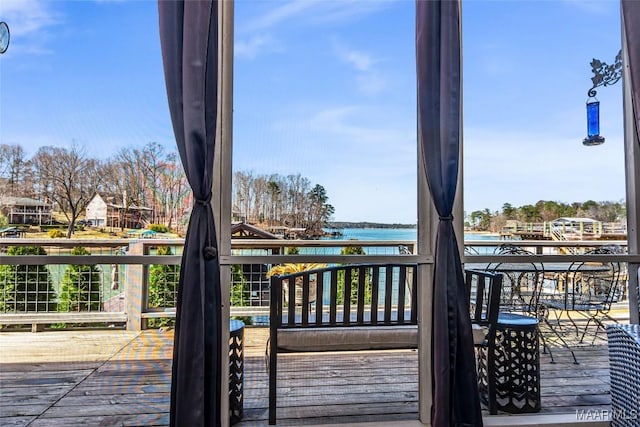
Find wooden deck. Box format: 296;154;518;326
0;326;611;426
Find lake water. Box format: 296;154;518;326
324;227;500;242
314;228;500;255
325;228;417;241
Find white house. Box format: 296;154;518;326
85;194;108;227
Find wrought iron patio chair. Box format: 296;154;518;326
486;244;542;313
541;247;623;345
486;244;578;364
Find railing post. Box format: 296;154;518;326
125;241;146;331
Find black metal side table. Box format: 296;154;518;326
229;319;245;425
477;312;541;414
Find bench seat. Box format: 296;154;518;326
277;324;418;352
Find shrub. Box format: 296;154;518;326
58;247;102;312
148;245;179;327
0;246;57;312
338;246;371;305
231;265;249;307
48;229;65;238
148;224;170;233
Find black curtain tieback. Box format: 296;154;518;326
439;215;453;221
203;246;218;260
195;192;212;206
194;192;217;260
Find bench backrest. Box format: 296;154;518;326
270;263;417;329
465;269;502;330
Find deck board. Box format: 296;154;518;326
0;326;612;426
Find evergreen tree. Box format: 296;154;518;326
230;265;249;307
0;246;57;312
148;245;180;327
58;247;102;312
337;246;371;305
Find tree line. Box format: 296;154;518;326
466;200;626;232
0;143;334;238
0;142;190;238
233;171;335;236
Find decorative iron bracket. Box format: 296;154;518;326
587;50;622;98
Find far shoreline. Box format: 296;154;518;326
327;222;416;229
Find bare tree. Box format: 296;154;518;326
31;145;102;238
231;171;333;230
156;153;189;229
102;143;188;231
135;142;169;224
0;144;28;195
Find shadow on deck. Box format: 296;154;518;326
0;326;611;426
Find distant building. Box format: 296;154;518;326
230;222;281;307
85;193;152;229
0;196;53;225
85;194;108;227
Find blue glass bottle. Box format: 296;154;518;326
583;99;605;146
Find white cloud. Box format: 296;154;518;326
0;0;62;55
463;128;626;212
239;0;393;34
243;0;322;32
235;34;283;59
298;106;416;222
303;106;411;148
332;39;387;95
1;0;61;37
562;0;613;15
357;72;386;96
333;41;374;71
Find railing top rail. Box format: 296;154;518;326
465;239;627;247
464;254;640;263
0;238;133;247
229;239;416;248
0;255;181;265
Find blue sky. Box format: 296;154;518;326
0;0;626;224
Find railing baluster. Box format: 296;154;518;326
301;274;309;325
316;272;324;326
397;265;406;324
330;269;337;325
356;266;366;325
371;266;379;325
344;268;351;326
384;266;393;325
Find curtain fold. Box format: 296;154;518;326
622;1;640;325
623;0;640;147
416;1;482;426
158;1;222;426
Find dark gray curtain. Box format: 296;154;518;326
622;1;640;324
158;1;222;426
623;0;640;146
416;1;482;426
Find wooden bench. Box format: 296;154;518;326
268;263;418;425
